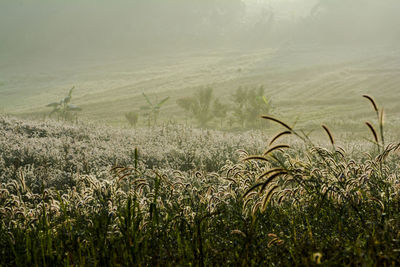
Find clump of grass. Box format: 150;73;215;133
242;95;400;263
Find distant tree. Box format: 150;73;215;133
140;93;169;127
129;0;245;43
244;86;271;128
230;86;271;129
251;6;275;44
125;111;139;127
177;87;214;128
213;97;228;128
309;0;354;17
231;87;248;128
47;86;82;121
306;0;400;43
194;0;246;36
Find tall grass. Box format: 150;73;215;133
1;96;400;265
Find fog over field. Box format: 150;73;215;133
3;1;400;265
1;1;399;61
1;0;400;132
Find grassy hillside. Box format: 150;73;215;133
1;45;400;135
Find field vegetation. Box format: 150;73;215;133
1;96;400;265
1;0;400;265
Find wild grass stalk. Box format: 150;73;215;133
1;95;400;265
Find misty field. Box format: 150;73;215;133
2;46;400;133
2;0;400;265
1;95;400;265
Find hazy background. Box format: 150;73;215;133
1;0;400;135
2;0;400;63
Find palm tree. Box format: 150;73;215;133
177;87;214;128
140;93;169;127
47;86;82;121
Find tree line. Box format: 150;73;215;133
47;85;272;130
123;85;271;130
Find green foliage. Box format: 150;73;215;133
177;85;272;130
213;98;228;127
230;85;271;129
177;86;215;128
125;111;139;127
46;86;82;121
140;93;169;127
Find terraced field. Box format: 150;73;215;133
1;45;400;136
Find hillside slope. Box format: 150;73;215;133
1;45;399;132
